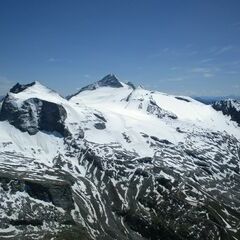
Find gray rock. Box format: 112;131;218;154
212;99;240;125
9;82;36;94
0;96;70;137
94;122;106;130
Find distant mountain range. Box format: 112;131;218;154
193;95;240;105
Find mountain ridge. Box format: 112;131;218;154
67;74;130;100
0;75;239;239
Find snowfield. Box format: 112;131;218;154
70;81;239;153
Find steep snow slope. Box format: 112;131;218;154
0;121;64;165
70;80;239;154
127;88;239;134
70;83;182;155
0;75;240;240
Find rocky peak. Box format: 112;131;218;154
96;74;123;88
0;81;70;137
10;82;37;94
126;81;136;89
68;74;124;98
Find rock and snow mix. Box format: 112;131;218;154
0;74;239;240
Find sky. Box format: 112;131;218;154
0;0;240;97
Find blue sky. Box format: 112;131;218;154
0;0;240;96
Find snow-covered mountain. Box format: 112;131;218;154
0;74;240;240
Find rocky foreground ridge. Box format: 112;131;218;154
0;74;240;240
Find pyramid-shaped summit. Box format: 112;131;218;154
70;74;123;97
97;74;123;88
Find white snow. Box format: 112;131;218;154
70;83;240;156
0;80;239;163
0;121;64;166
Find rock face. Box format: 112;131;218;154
9;82;36;94
0;95;69;137
25;180;74;210
0;78;240;240
68;74;124;98
0;168;86;240
0;175;74;211
212;99;240;125
146;99;177;119
96;74;123;88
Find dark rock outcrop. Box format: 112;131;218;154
175;96;190;102
10;82;36;94
147;100;178;119
126;81;136;89
0;96;70;137
96;74;123;88
94;113;107;122
94;122;106;130
25;181;74;210
0;176;74;210
212;99;240;125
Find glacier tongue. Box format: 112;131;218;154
0;78;239;239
